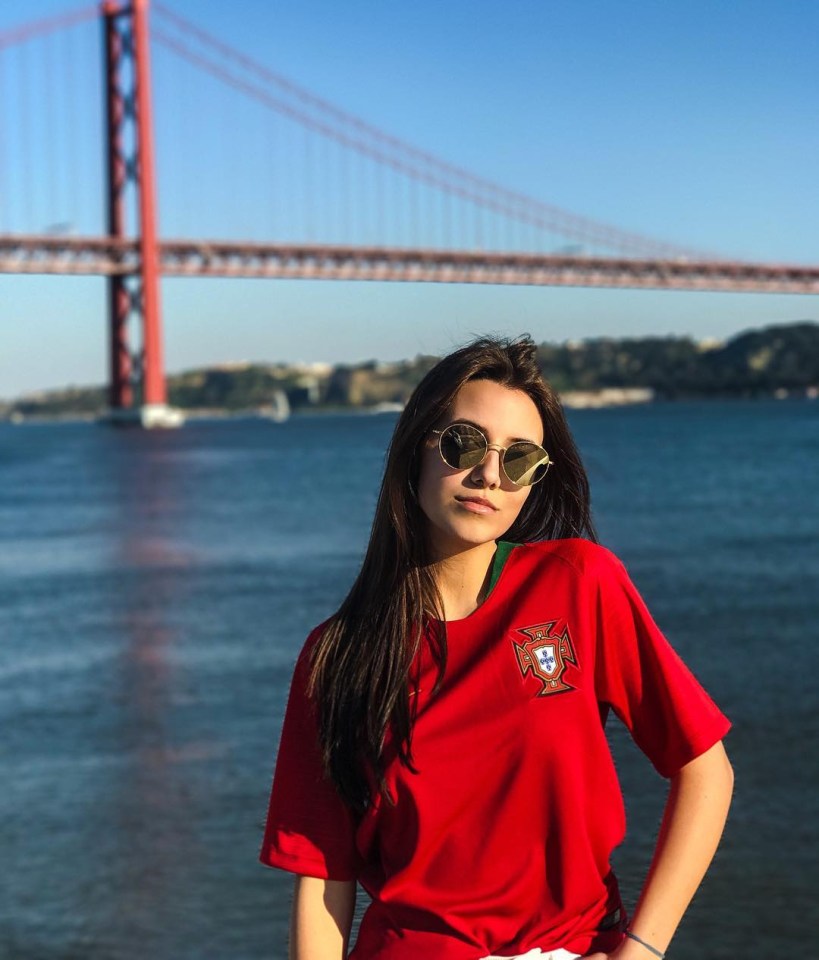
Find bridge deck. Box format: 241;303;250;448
1;235;817;293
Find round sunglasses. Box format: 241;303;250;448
431;422;552;487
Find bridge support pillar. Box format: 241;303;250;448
101;0;183;428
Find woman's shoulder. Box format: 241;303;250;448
292;616;336;666
511;537;625;579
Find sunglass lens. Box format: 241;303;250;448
503;443;550;485
440;424;486;469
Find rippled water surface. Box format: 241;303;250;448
1;401;816;959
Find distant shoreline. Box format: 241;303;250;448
3;321;817;422
3;390;817;426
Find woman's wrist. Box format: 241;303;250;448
624;929;665;959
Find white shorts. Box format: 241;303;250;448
479;950;580;960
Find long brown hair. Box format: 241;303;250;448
309;335;596;814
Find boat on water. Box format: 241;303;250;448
256;389;290;422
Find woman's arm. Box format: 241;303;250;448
588;739;734;960
289;875;357;960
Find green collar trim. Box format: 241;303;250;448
486;540;520;597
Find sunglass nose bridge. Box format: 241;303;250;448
434;423;551;487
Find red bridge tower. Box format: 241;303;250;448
102;0;182;427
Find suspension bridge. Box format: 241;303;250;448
1;1;817;425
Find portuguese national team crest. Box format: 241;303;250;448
512;620;578;696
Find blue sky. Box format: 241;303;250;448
1;0;817;398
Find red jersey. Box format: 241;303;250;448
259;539;731;959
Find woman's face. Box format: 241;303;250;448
417;378;545;558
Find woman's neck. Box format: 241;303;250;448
429;539;498;621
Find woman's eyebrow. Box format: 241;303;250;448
449;417;537;445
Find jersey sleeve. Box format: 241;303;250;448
259;630;359;880
592;549;731;778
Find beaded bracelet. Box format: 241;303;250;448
625;930;666;959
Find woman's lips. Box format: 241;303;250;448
455;496;498;514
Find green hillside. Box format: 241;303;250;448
3;321;817;420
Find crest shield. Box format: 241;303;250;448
533;643;557;676
513;621;577;696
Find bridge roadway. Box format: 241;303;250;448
2;234;818;294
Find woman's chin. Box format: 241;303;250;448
428;521;502;557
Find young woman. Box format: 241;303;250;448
260;336;733;960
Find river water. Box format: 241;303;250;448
1;400;816;958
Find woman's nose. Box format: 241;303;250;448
471;448;502;488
